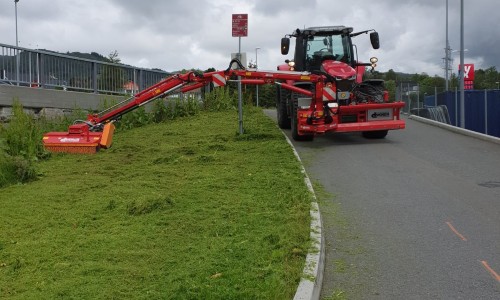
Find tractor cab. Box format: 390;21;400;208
280;26;380;82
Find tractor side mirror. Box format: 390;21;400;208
370;32;380;49
281;37;290;55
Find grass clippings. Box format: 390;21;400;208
0;108;312;299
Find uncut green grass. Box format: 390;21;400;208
0;108;312;299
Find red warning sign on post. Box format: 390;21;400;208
232;14;248;37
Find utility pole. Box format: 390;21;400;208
459;0;465;129
444;0;451;91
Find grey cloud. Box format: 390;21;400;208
0;0;498;74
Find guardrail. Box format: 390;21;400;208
0;43;169;95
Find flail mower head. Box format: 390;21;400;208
43;122;115;154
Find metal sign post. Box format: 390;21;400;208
232;14;248;135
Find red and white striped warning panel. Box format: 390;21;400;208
212;74;226;87
322;86;335;101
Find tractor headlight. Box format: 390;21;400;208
288;60;296;71
370;57;378;68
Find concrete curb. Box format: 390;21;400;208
408;115;500;145
281;134;325;300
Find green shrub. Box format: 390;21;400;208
203;87;236;111
150;95;201;124
171;98;188;118
185;94;201;116
0;100;49;187
152;99;170;123
116;106;151;130
0;152;37;187
1;100;46;160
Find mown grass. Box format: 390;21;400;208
0;108;312;299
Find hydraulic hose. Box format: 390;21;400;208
225;59;246;72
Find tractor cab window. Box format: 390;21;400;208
305;34;352;70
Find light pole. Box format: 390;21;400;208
15;0;20;85
445;0;450;91
255;47;261;107
15;0;19;47
459;0;465;129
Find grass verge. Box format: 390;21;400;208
0;108;312;299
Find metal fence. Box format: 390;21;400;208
0;43;169;95
423;89;500;138
396;83;500;138
396;82;449;113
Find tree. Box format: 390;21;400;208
474;67;498;89
98;50;126;93
384;80;396;102
385;69;397;81
108;50;121;63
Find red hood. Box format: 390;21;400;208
321;60;356;80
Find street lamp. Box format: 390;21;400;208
459;0;465;129
255;47;261;107
15;0;20;85
15;0;19;47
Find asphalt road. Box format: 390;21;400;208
264;110;500;299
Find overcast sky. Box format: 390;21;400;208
1;0;499;76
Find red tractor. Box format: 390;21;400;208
276;26;405;141
43;26;405;153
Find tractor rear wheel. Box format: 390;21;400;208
362;130;388;139
291;93;314;141
276;86;291;129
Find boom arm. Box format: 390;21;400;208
91;59;321;126
89;72;201;125
42;60;322;153
42;58;405;153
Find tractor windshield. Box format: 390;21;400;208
305;34;353;70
